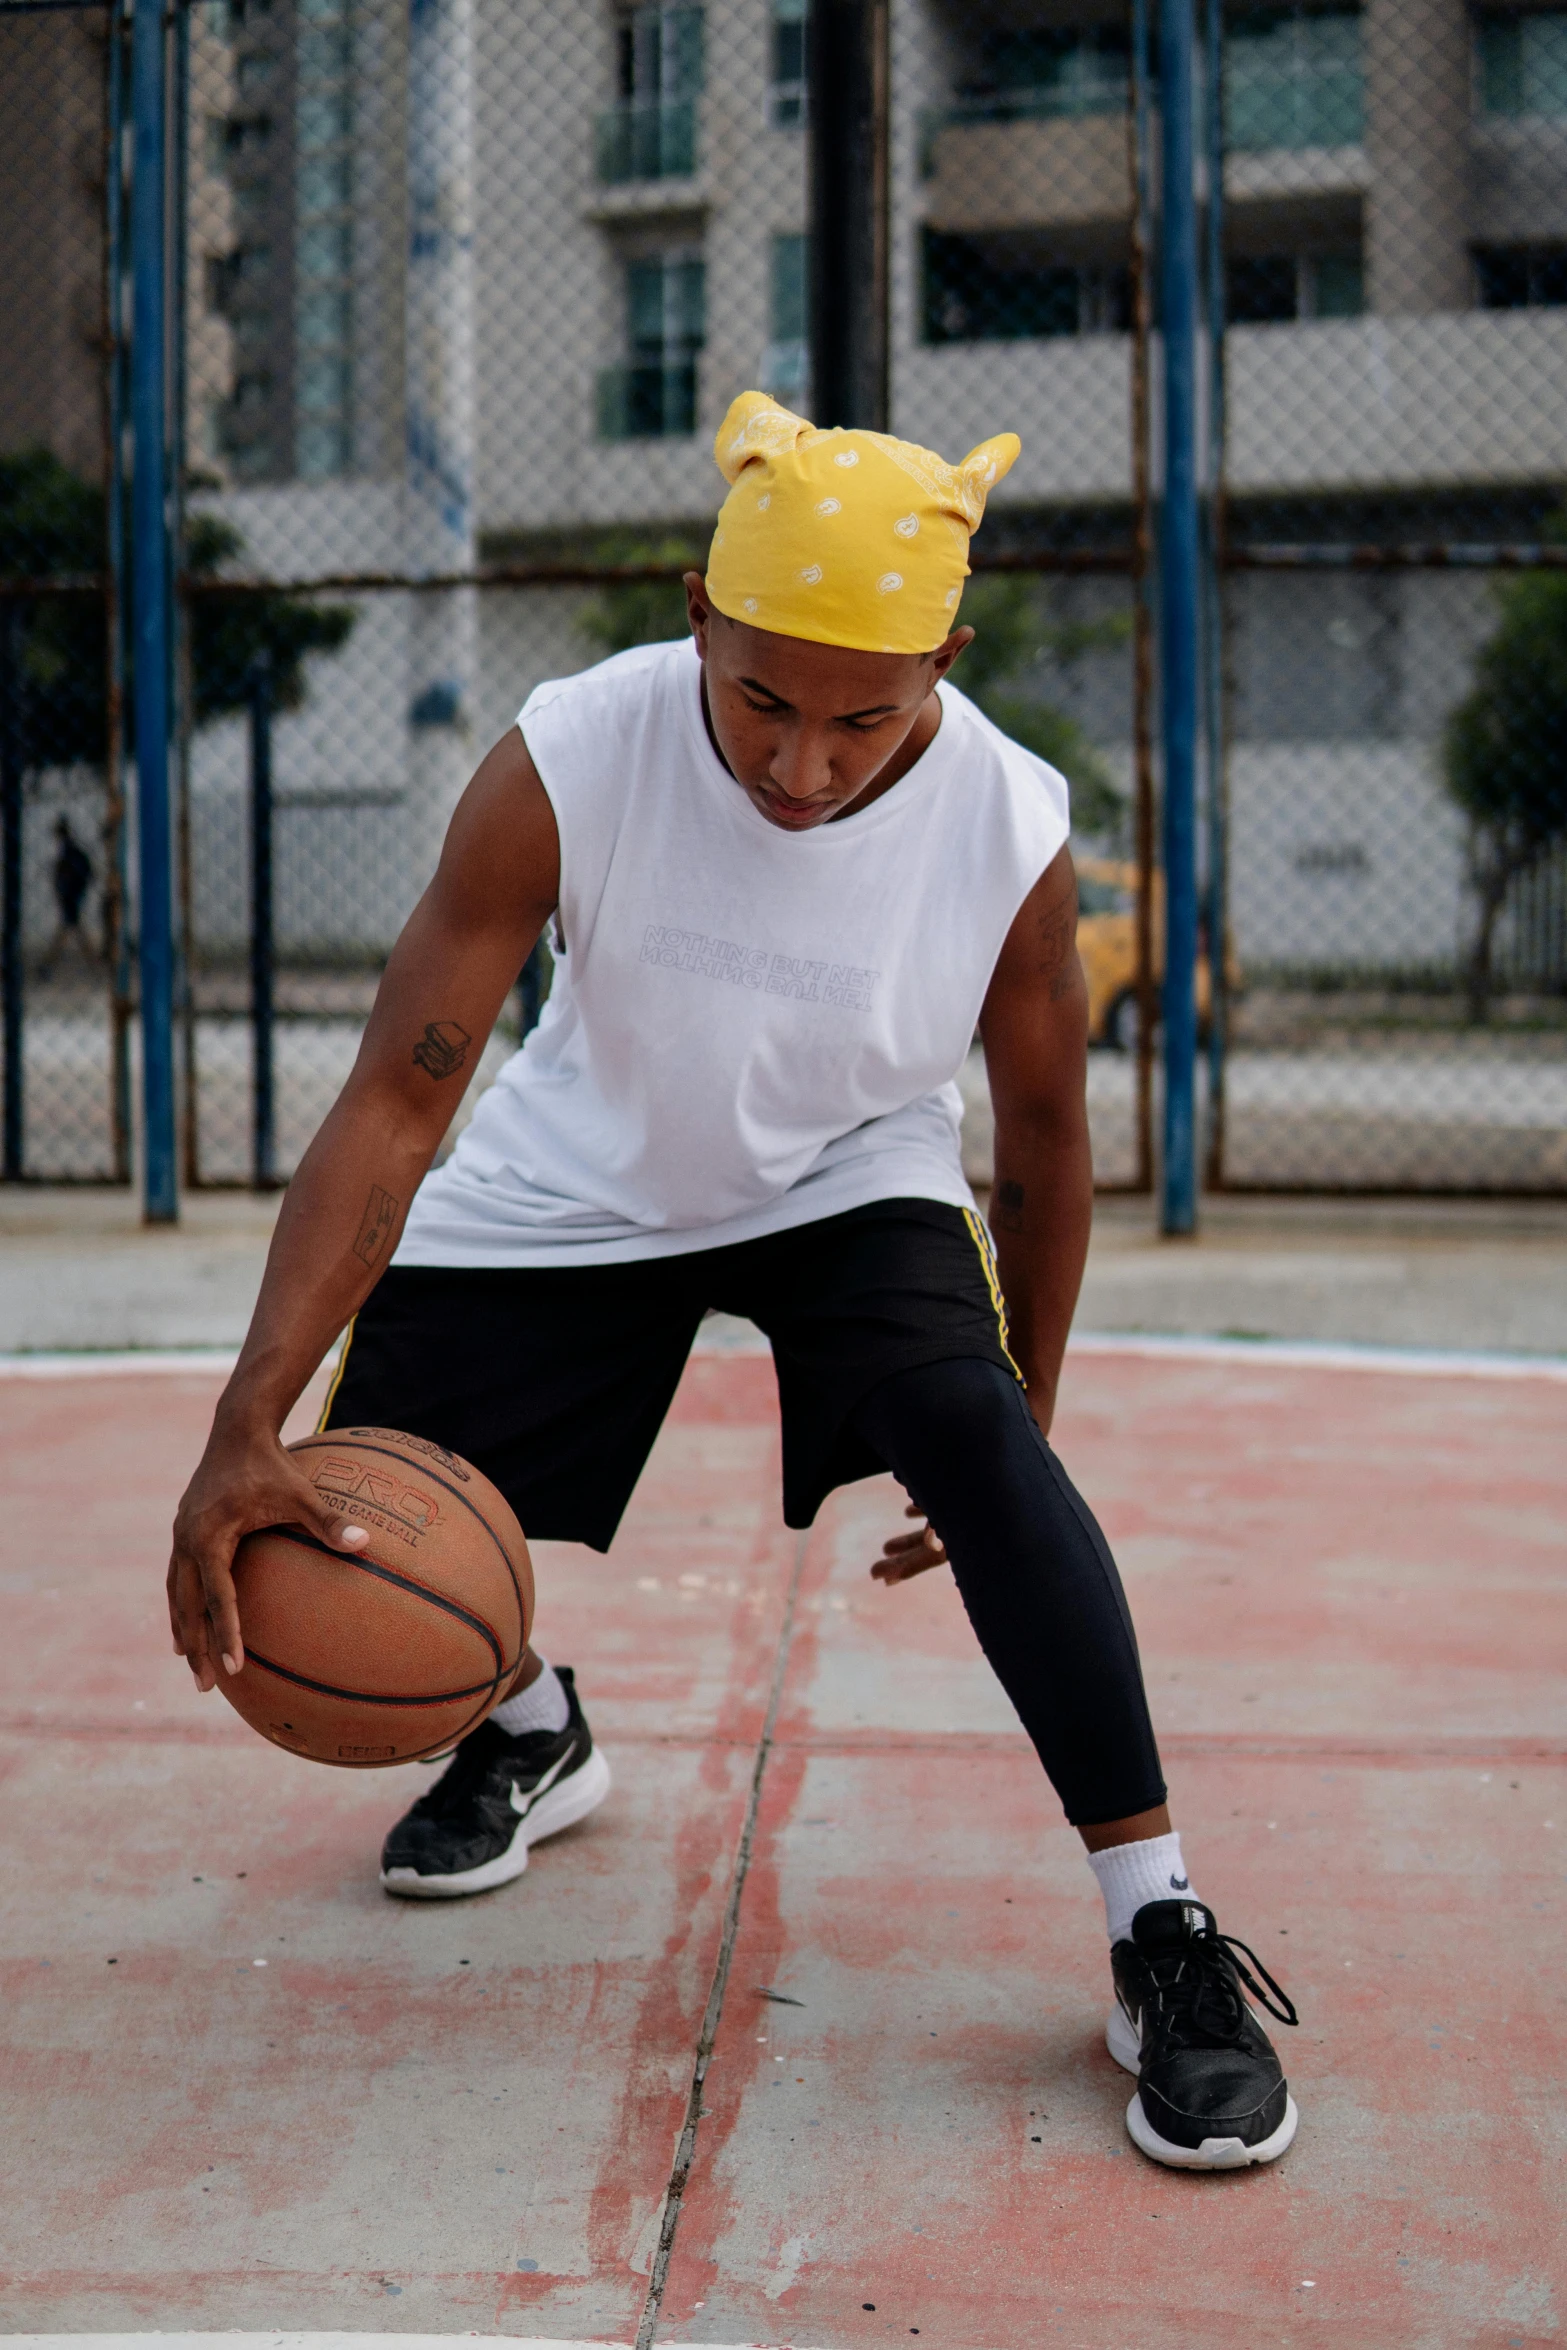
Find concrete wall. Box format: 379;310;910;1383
1364;0;1474;316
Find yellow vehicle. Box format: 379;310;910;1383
1075;856;1227;1051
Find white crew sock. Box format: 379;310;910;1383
491;1658;570;1737
1087;1832;1197;1946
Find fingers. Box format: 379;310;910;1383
202;1553;246;1680
870;1520;948;1585
319;1513;371;1551
290;1463;371;1553
168;1550;219;1691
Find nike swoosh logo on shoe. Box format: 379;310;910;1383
509;1743;577;1818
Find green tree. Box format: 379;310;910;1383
185;508;356;723
1443;566;1567;1022
0;448;355;772
577;530;704;659
578;553;1130;844
929;575;1130;844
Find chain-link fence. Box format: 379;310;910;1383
0;0;130;1183
3;0;1564;1197
175;0;1160;1191
1206;0;1567;1191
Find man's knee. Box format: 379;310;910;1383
857;1352;1031;1470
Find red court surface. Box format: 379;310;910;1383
1;1343;1563;2349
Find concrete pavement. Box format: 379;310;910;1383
1;1182;1565;1357
1;1343;1563;2347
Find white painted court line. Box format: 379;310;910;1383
1;1331;1563;1382
0;2339;646;2350
0;1349;242;1377
1063;1331;1567;1381
2;2338;802;2350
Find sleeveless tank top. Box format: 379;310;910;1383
395;637;1069;1267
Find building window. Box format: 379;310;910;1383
762;232;808;397
598;249;706;438
1225;7;1364;152
205;0;356;483
293;0;354;480
596;5;704;184
1226;245;1364;321
1475;243;1567;306
923;230;1130;342
947;25;1129;124
769;0;807;127
1476;10;1567;116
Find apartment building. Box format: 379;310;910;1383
170;0;1563;968
5;0;1563;969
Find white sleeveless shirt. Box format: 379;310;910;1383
395;638;1069;1267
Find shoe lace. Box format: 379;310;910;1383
408;1728;506;1820
1146;1923;1299;2048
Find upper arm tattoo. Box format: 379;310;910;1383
353;1184;399;1269
995;1179;1026;1233
412;1020;472;1080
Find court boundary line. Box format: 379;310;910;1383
1;1332;1563;1381
0;2337;792;2350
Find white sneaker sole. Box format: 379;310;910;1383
1106;2002;1299;2170
381;1745;612;1901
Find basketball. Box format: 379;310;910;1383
218;1427;533;1768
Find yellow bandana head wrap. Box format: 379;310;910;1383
704;391;1021;655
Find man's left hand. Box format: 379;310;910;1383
871;1498;948;1584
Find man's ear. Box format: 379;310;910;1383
684;570;713;656
928;625;976;683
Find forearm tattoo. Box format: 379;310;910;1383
353;1184;399;1268
412;1020;472;1080
995;1179;1026;1234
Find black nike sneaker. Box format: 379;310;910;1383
1107;1899;1300;2169
380;1666;610;1900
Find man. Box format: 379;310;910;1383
43;815;95;974
170;393;1298;2172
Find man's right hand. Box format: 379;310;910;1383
163;725;560;1693
167;1416;371;1693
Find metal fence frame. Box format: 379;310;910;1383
4;0;1563;1213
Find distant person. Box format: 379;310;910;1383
42;816;96;974
170;393;1299;2173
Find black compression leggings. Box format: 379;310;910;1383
849;1355;1167;1829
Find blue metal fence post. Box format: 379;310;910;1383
130;0;177;1222
1158;0;1202;1237
105;0;135;1186
247;660;276;1192
0;606;22;1181
1201;0;1229;1191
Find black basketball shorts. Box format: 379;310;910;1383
320;1197;1020;1551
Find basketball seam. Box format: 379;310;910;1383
259;1524;507;1676
246;1648;504;1707
291;1434;527;1658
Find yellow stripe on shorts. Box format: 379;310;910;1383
962;1207;1023;1381
316;1315;357;1431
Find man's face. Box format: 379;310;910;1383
685;572;972;832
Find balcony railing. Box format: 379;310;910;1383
924;32;1364;159
594;100;698;185
1225;40;1364;151
931;64;1129;132
596;360;698;440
